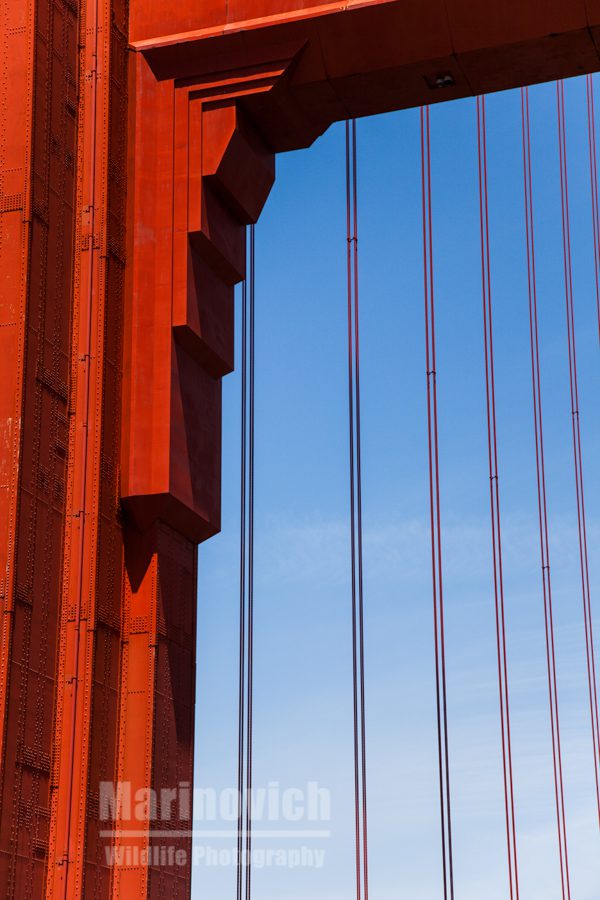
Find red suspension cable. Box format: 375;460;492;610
586;74;600;344
237;225;256;900
476;95;520;900
346;119;369;900
236;239;248;900
245;223;256;900
521;87;571;899
420;106;454;900
557;81;600;827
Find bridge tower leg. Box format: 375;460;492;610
0;1;276;896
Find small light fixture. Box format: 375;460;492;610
426;73;456;90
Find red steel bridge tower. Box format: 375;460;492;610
0;0;599;896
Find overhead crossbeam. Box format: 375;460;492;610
132;1;600;153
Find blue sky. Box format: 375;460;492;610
192;76;600;899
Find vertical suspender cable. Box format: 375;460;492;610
346;119;369;900
586;74;600;344
476;95;521;900
557;81;600;827
353;121;370;900
236;245;248;900
246;224;256;900
420;106;455;900
346;120;362;900
237;225;256;900
521;86;571;900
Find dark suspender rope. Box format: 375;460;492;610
346;119;370;900
586;75;600;344
236;241;248;900
476;95;521;900
420;105;455;900
521;86;571;899
237;225;256;900
557;81;600;828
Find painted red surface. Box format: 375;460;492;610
0;1;598;897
